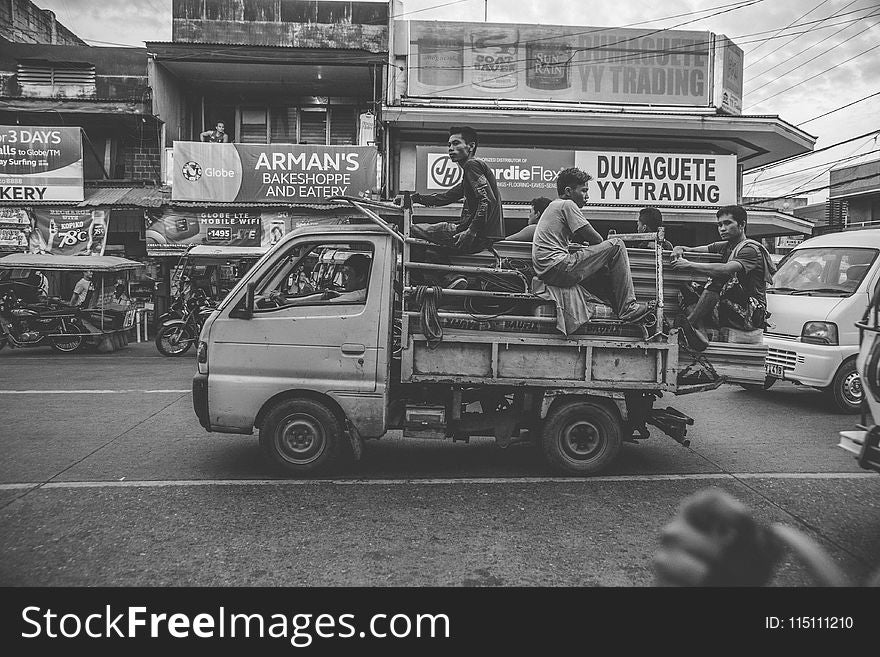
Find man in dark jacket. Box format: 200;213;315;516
409;126;503;255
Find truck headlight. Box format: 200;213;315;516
801;321;838;345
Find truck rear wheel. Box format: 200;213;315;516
259;397;343;475
541;400;622;475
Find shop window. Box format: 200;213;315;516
239;108;268;144
299;108;328;145
244;0;276;21
17;61;95;97
255;241;374;310
270;106;298;143
329;107;357;145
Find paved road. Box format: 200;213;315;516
1;343;878;586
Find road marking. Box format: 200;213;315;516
0;472;874;491
0;389;190;394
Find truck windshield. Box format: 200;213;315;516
769;247;877;296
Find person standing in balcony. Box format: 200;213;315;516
200;121;230;143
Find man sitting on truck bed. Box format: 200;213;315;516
406;126;503;289
670;205;775;350
532;167;652;323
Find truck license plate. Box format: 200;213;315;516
766;363;785;378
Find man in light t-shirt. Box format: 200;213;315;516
70;270;93;307
532;167;650;322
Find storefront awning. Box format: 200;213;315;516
0;253;143;271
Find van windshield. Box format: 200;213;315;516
770;247;877;296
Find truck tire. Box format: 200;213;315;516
259;397;343;475
828;359;862;414
541;400;622;475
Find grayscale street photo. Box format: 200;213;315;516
1;0;879;608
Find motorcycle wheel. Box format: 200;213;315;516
155;324;193;356
49;319;85;353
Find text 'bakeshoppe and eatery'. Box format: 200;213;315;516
145;142;381;305
386;19;816;245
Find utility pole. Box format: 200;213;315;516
484;1;488;21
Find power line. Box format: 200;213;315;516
797;91;880;125
743;0;833;65
741;172;880;205
746;0;863;81
743;129;880;173
744;148;880;184
746;17;880;95
743;42;880;110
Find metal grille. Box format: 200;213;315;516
17;63;95;86
764;331;799;340
766;347;802;370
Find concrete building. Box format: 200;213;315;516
384;6;816;246
0;0;85;45
833;158;880;231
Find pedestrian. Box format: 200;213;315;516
531;166;651;323
669;205;776;351
70;270;94;307
506;196;552;242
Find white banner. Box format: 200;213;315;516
576;150;737;207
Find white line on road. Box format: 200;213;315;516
0;389;190;394
0;472;874;491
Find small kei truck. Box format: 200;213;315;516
193;196;766;475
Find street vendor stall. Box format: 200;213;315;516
0;253;143;353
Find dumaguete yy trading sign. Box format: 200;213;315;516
171;142;379;203
0;126;84;202
407;21;730;107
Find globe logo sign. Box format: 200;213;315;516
427;153;462;189
181;161;202;182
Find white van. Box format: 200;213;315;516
764;229;880;412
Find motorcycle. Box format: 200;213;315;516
0;289;87;353
155;289;216;356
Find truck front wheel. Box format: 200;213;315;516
259;397;343;474
828;359;862;414
541;400;622;475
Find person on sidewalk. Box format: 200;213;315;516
670;205;775;351
531;166;651;323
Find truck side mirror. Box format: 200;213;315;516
230;282;255;319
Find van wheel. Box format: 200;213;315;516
259;398;343;474
828;360;862;414
541;400;621;476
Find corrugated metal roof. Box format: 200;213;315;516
80;186;168;207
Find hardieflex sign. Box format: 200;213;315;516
171;142;379;203
0;126;84;201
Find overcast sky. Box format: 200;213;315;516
36;0;880;204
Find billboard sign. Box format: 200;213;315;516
171;142;379;203
0;126;84;201
144;208;348;256
713;35;743;115
575;150;737;206
408;21;713;106
29;208;110;256
416;146;573;202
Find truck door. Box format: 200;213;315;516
207;237;387;432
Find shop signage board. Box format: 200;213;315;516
575;150;737;206
416;146;573;203
416;146;736;207
0;208;31;251
171;143;379;203
0;126;84;201
712;35;743;115
144;208;348;256
29;208;110;256
407;21;715;106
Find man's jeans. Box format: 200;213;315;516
411;221;493;255
538;238;636;315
